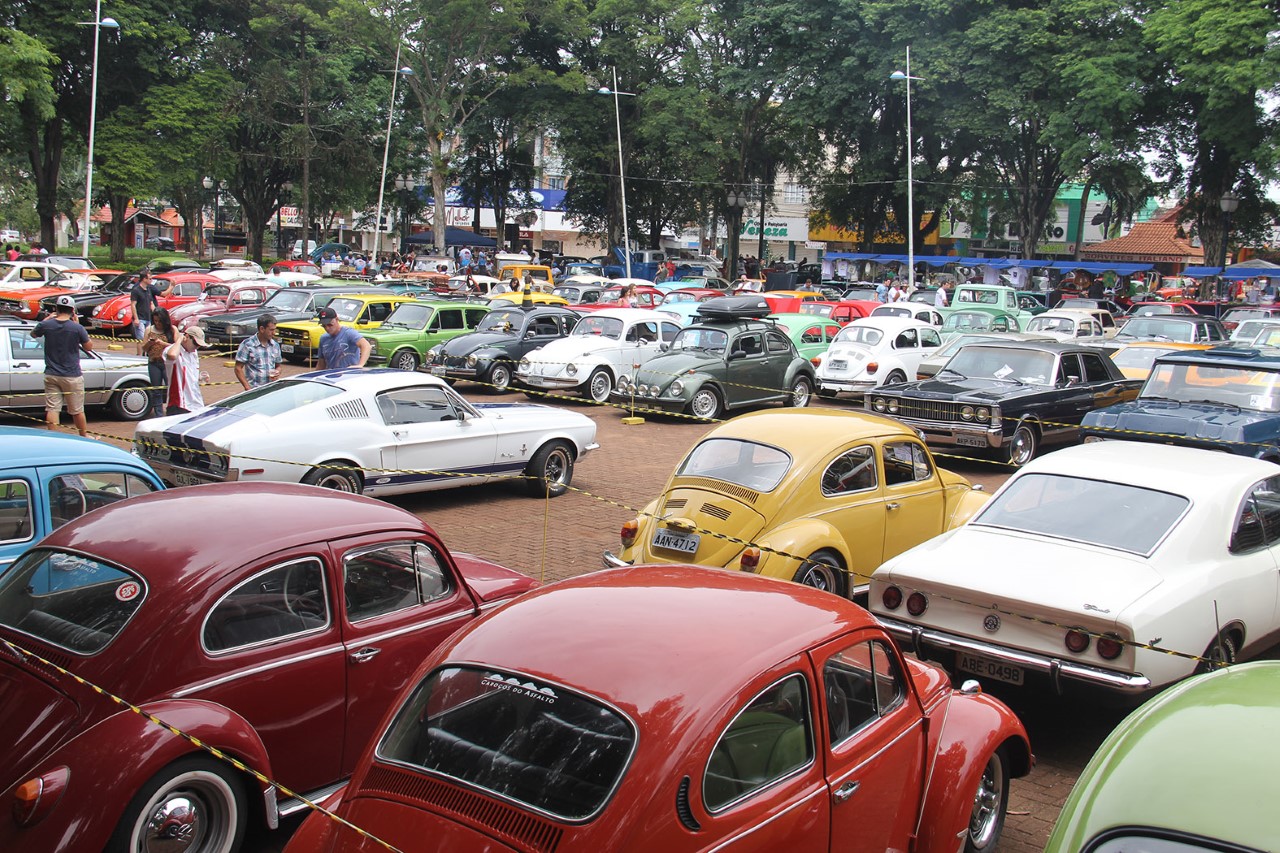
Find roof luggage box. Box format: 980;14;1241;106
696;295;771;320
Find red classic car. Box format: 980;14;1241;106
0;482;538;853
574;282;667;311
169;280;281;332
270;260;322;277
799;299;879;324
286;566;1032;853
89;271;222;335
0;269;123;320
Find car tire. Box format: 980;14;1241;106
785;375;813;408
488;362;513;392
106;755;247;853
688;387;723;420
390;349;419;371
1005;422;1038;467
109;381;151;420
301;462;362;493
964;747;1009;852
885;369;907;385
586;367;614;404
1194;632;1239;674
791;549;847;598
525;440;574;497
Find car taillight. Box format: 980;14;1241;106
620;519;639;547
1065;629;1090;654
740;547;761;573
12;767;68;827
866;361;879;375
1096;634;1123;660
906;592;928;616
881;586;903;610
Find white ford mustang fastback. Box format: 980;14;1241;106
871;441;1280;695
134;368;598;498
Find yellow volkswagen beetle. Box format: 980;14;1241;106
603;409;988;599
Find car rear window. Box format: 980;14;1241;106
678;438;792;492
0;549;145;654
377;666;635;821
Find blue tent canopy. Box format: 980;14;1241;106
1223;269;1275;281
1180;266;1223;278
1048;261;1153;275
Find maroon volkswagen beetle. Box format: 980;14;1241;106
287;565;1032;853
0;482;537;852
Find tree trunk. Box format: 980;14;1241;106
25;112;64;249
1073;181;1093;261
109;192;129;263
430;136;448;257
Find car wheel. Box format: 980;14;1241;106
688;387;723;420
791;549;847;598
390;349;419;371
488;362;513;392
885;369;907;385
1005;422;1038;467
964;747;1009;852
301;462;362;493
1195;632;1239;674
106;756;247;853
586;367;614;403
786;375;813;408
110;381;151;420
525;440;574;497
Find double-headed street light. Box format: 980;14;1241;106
79;1;120;257
726;188;749;280
375;45;414;259
890;47;923;289
597;69;635;279
1219;190;1240;270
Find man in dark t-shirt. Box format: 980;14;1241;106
130;271;168;339
31;295;93;435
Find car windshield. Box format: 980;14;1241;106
799;303;833;316
669;327;728;354
382;303;435;329
217;378;346;416
1142;362;1280;412
326;298;365;322
263;289;317;311
665;291;700;304
872;305;912;318
973;473;1188;555
1223;308;1273;323
832;325;883;347
1117;318;1196;342
943;313;994;332
572;316;623;339
377;666;635;821
1130;304;1174;316
1241;321;1280;341
955;288;1001;305
676;438;792;492
0;549;146;654
1112;346;1177;371
934;334;995;361
1028;316;1075;334
945;346;1056;384
205;284;231;299
477;310;526;334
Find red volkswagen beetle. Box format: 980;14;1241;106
0;483;538;852
89;271;222;335
287;566;1032;853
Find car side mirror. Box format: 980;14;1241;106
659;342;670;352
1066;375;1082;385
729;349;746;361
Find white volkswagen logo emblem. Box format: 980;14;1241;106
983;614;1001;633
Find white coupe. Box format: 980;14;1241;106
133;369;599;497
517;308;681;403
871;441;1280;695
815;316;942;397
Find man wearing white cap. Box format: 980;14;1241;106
32;294;93;436
164;325;209;414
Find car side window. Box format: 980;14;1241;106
919;327;941;348
736;333;764;357
10;329;43;355
1205;323;1226;342
894;329;918;348
883;441;932;486
1081;353;1111;383
202;559;329;653
377;386;458;425
1231;476;1280;553
344;541;450;622
659;322;680;342
465;309;488;328
704;674;813;812
1057;355;1081;384
626;321;659;343
366;302;393;323
821;446;877;496
48;472;155;529
0;479;33;545
766;330;791;353
823;639;906;746
801;325;824;345
533;318;560;336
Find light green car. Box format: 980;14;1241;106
1047;660;1280;852
364;300;491;371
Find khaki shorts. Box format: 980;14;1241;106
45;375;86;416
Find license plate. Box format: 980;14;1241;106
652;529;700;554
171;470;207;487
830;359;847;370
955;434;986;448
281;344;294;353
957;652;1023;685
431;366;449;376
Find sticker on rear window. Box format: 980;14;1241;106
115;581;141;602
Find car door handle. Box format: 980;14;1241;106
834;780;860;802
393;430;408;438
14;362;30;368
886;502;901;511
349;647;381;663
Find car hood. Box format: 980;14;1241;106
205;308;306;326
633;350;722;382
1085;400;1266;443
525;336;620;363
441;331;518;355
92;351;149;370
887;376;1046;403
0;649;81;790
141;406;267;449
878;526;1162;623
635;484;767;566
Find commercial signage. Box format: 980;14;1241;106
740;217;810;242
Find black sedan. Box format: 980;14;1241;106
866;341;1141;466
424;304;580;391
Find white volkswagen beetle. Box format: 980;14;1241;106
871;442;1280;696
518;308;681;403
815;316;942;397
1025;309;1109;343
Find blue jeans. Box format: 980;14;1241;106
147;360;166;418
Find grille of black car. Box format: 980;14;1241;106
894;399;966;422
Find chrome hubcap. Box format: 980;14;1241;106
144;794;200;852
968;755;1003;848
544;451;569;485
792;380;811;407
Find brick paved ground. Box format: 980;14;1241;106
3;344;1229;852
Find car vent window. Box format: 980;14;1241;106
202;558;329;653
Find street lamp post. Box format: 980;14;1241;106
79;2;120;258
375;45;413;260
395;176;414;255
726;189;748;280
890;47;923;290
1219;190;1241;301
597;69;635;279
202;177;221;259
276;181;293;258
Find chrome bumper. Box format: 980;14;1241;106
602;551;631;569
875;614;1152;693
145;460;238;487
898;420;1005;450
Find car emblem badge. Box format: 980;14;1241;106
983;614;1001;633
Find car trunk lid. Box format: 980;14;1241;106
640;483;766;566
0;641;82;788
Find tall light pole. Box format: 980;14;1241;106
726;188;748;280
1219;190;1240;301
202;177;222;259
375;44;413;259
79;1;120;257
890;47;922;290
395;175;414;254
598;69;635;278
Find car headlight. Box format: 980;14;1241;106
426;345;442;362
617;373;631;390
466;354;478;368
566;363;578;377
669;379;684;396
871;397;887;412
976;407;990;422
519;357;531;370
364;337;380;353
227;324;245;335
92;305;102;316
116;308;127;319
961;405;975;421
207;448;229;474
887;399;899;414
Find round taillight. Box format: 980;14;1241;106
1097;635;1123;660
866;361;879;375
881;586;903;610
620;519;639;547
1065;629;1090;654
906;592;928;616
740;547;761;573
